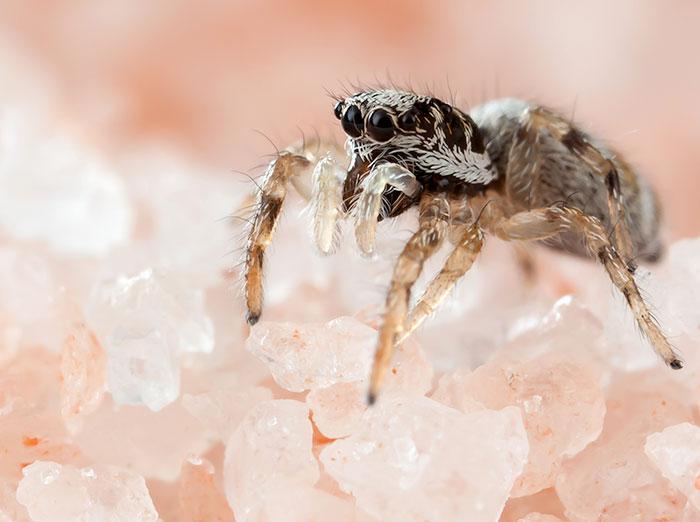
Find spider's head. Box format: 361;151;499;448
333;89;494;184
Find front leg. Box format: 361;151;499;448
368;189;449;404
243;141;344;324
400;191;484;342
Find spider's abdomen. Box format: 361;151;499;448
470;98;663;261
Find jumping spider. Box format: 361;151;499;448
242;89;683;404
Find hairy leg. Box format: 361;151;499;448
368;190;449;403
400;193;484;342
244;139;346;324
525;106;635;266
489;204;683;369
244;151;312;324
354;163;422;256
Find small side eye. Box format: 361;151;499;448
398;110;417;131
341;105;364;138
333;101;343;120
366;109;395;142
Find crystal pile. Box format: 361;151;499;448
2;72;700;522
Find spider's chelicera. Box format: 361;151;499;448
242;88;682;404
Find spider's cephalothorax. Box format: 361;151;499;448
241;88;682;405
334;90;494;186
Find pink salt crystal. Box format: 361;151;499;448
645;422;700;511
502;295;605;366
500;487;566;522
74;397;209;481
0;247;65;359
0;480;30;521
60;322;106;420
516;514;563;522
146;478;179;522
307;338;433;439
179;456;234;522
122;155;243;286
87;268;214;411
320;396;528;522
433;353;605;497
406;240;555;373
555;370;695;521
223;399;319;521
645;239;700;344
0;113;133;256
307;382;366;439
246;316;374;392
0;348;85;482
182;385;273;441
16;461;158;522
235;483;365;522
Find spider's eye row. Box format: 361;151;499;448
341;105;364;138
398;110;417;131
333;101;343;120
366;108;395;142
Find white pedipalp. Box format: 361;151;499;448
354;162;422;256
310;153;347;255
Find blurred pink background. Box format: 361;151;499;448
2;0;699;237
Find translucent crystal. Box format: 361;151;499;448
178;456;234;522
182;385;273;441
87;268;214;411
223;399;319;521
307;338;433;439
60;322;106;420
0;247;65;361
555;371;695;521
645;422;700;512
73;397;209;482
0;348;84;483
0;111;133;256
16;461;158;522
121;152;243;286
434;353;605;496
0;480;30;521
320;396;528;522
516;514;564;522
246;316;374;392
500;488;566;522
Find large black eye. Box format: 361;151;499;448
366;109;395;142
398;110;417;131
341;105;363;138
333;101;343;120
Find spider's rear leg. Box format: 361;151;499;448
526;106;636;267
368;189;449;404
399;191;484;343
489;204;683;370
354;163;422;256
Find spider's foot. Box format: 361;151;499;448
246;311;260;326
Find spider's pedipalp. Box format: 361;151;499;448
310;153;347;255
368;189;449;403
354;163;422;256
